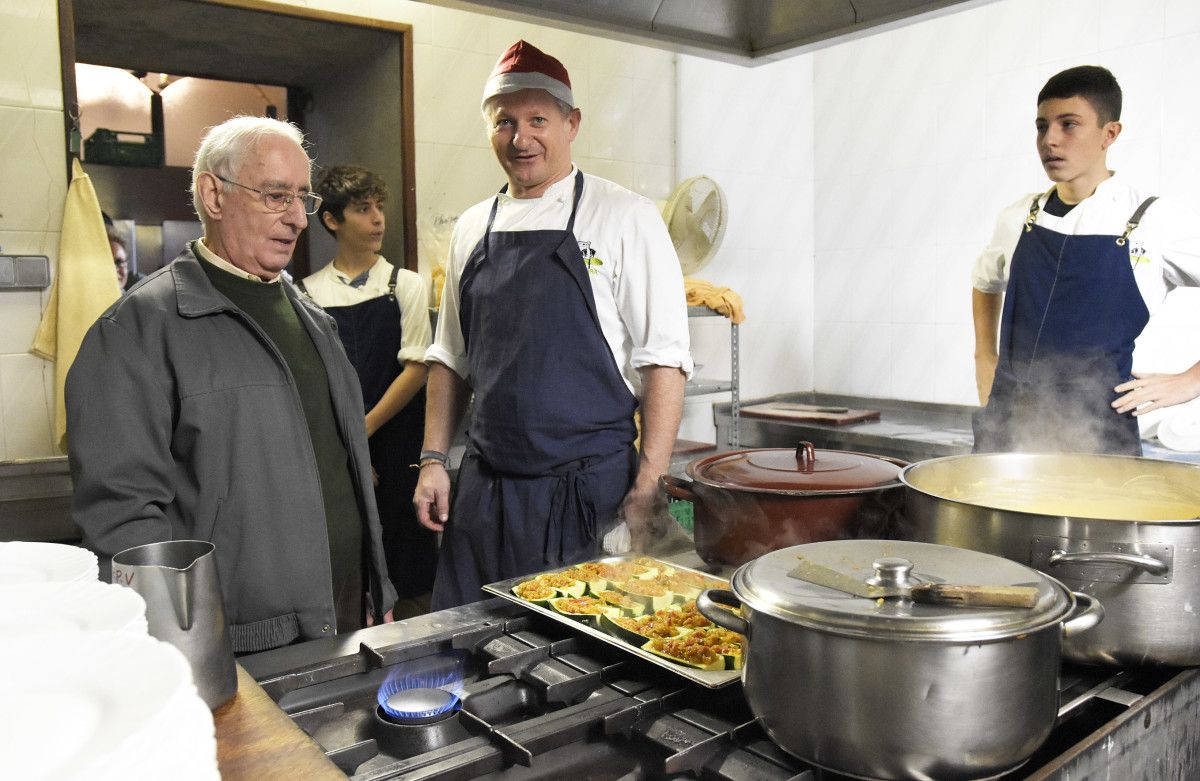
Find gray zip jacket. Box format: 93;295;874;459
66;247;398;652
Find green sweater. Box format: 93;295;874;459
200;262;363;628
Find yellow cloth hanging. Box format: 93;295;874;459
683;277;746;324
30;159;123;453
431;264;447;308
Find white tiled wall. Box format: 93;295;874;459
675;54;816;441
811;0;1200;405
0;0;65;461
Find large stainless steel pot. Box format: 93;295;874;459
901;452;1200;666
661;442;907;566
698;539;1102;781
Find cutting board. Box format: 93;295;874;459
741;402;881;426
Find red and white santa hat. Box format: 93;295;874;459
481;40;573;110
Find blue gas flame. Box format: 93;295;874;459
377;652;466;718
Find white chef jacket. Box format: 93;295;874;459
427;167;693;395
972;174;1200;315
301;256;432;364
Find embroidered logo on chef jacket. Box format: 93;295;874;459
1128;239;1151;266
579;240;605;274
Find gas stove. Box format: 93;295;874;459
242;599;1200;781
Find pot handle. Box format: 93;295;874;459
1062;592;1105;638
659;474;700;503
697;588;750;637
795;442;816;470
1048;549;1169;577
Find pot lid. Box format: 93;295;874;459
732;540;1073;641
692;442;902;492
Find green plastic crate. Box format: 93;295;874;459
84;129;164;167
667;498;694;534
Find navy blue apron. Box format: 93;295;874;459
302;266;438;600
973;192;1156;455
431;170;638;610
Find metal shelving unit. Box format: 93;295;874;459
685;306;739;447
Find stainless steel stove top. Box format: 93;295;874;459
242;599;1200;781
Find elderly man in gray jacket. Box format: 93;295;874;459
66;116;396;653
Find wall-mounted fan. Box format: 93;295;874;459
661;175;728;275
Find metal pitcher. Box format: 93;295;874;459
111;540;237;709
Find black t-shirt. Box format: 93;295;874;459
1044;189;1077;217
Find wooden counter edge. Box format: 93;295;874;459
215;664;345;780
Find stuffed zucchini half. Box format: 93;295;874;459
641;634;725;671
548;596;620;626
599;612;690;647
511;578;558;606
595;589;646;617
535;572;588;598
615;578;674;611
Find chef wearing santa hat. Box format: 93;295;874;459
414;40;692;609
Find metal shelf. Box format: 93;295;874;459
685;378;734;396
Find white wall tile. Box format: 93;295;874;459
1165;0;1200;36
738;319;811;398
414;141;499;237
984;0;1043;75
934;324;979;404
891;245;939;325
814;321;891;396
578;157;633;190
413;44;495;148
1039;0;1102;62
0;354;55;459
631;77;674;166
631;162;673;201
0;106;68;234
0;0;62;111
431;6;492;54
0;230;57;355
587;74;637;161
1099;0;1166;50
891;323;937;401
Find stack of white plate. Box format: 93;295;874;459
0;581;149;637
0;630;219;781
0;541;99;584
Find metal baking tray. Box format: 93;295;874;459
482;556;740;688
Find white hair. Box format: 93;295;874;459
190;116;309;223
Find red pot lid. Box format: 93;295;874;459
691;442;903;492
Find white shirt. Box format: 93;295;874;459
972;175;1200;315
428;168;693;394
301;256;432;364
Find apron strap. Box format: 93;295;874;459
1117;196;1159;246
481;171;586;265
1023;187;1055;232
386;263;400;300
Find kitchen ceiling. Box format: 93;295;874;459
419;0;999;64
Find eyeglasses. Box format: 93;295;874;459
215;174;323;215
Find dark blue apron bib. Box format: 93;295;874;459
306;266;437;599
431;170;637;610
973;193;1155;455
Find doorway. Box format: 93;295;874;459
61;0;417;278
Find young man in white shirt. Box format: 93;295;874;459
972;65;1200;455
301;165;436;616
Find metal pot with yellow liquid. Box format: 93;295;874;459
901;452;1200;666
